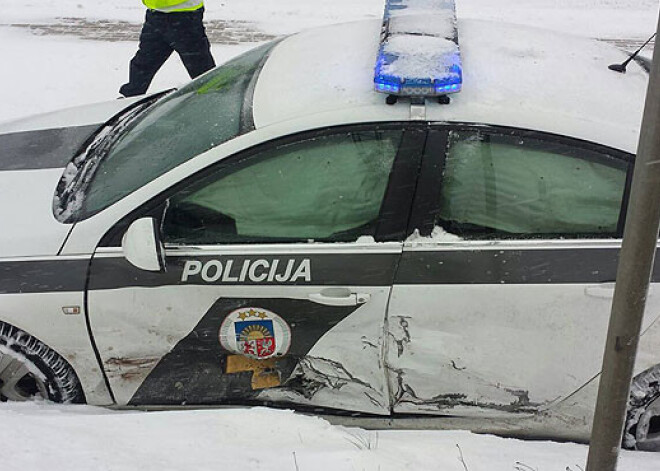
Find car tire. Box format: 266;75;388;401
624;364;660;451
0;322;84;403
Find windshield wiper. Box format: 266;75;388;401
53;90;172;223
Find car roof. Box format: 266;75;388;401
252;18;648;154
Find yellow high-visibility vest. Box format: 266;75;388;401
142;0;204;12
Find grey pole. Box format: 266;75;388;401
586;12;660;471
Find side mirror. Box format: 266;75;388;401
122;217;166;272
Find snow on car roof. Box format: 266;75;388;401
253;19;648;154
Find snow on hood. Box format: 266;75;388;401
0;96;147;257
0;97;142;135
0;124;99;172
0;126;96;256
0;168;72;258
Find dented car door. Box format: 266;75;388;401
86;125;424;413
385;126;653;417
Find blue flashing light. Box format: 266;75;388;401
374;0;463;98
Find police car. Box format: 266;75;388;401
1;0;659;451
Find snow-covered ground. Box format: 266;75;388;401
2;401;659;471
2;1;660;469
0;0;658;122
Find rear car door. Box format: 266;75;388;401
386;125;660;417
87;124;424;413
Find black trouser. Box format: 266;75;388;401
119;8;216;97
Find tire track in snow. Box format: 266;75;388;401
2;17;276;45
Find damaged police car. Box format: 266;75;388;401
1;0;660;452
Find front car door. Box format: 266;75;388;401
87;124;424;413
387;125;660;419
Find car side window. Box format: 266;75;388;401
436;130;629;238
162;130;402;244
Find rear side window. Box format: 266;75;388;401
436;130;629;238
162;130;402;244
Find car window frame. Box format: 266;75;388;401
407;123;635;240
99;122;427;248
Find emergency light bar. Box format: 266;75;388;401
374;0;463;98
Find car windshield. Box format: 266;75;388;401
54;41;277;223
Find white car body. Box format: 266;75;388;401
0;18;658;446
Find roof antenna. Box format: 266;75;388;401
609;33;656;73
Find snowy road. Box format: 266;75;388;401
2;402;659;471
2;18;276;45
1;18;654;50
0;0;657;122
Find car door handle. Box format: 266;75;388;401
308;288;370;306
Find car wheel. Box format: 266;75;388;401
625;364;660;451
0;322;84;403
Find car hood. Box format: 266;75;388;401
0;98;141;258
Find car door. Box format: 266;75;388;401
86;124;425;413
386;125;660;417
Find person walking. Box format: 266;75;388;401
119;0;216;97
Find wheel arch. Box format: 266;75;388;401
0;320;85;402
0;292;113;405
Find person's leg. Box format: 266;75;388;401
169;8;216;79
119;11;174;97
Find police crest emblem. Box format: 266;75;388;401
219;307;291;360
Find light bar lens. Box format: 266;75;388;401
374;0;463;97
